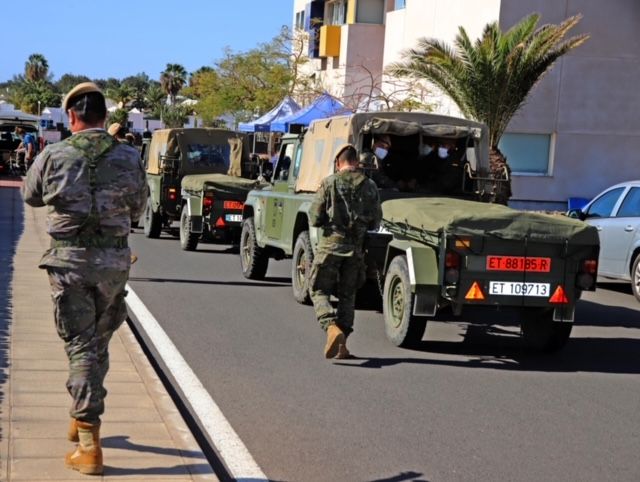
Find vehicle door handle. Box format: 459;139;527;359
624;225;634;232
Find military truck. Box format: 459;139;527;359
142;128;264;250
239;112;599;351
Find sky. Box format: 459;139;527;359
0;0;294;83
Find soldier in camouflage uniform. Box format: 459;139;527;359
309;144;382;359
22;82;147;475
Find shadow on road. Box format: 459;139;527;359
0;186;24;445
369;471;429;482
128;276;289;288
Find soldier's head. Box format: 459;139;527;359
335;144;358;171
62;82;107;133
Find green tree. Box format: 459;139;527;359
160;63;187;105
106;84;134;109
55;74;92;95
24;53;50;82
387;13;588;204
161;105;190;128
122;73;155;110
145;84;166;119
107;108;129;130
18;80;61;114
93;77;121;93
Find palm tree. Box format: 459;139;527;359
160;63;187;105
145;84;166;118
388;13;588;204
106;84;134;109
24;53;49;82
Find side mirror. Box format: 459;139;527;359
566;208;586;220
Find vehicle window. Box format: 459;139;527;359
585;187;624;219
275;143;295;181
292;144;303;179
616;187;640;217
186;143;230;169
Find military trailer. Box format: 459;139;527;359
142;128;263;250
240;112;599;351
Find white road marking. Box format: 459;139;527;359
125;284;267;481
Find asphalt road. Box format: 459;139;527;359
128;229;640;482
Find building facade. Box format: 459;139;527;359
292;0;640;210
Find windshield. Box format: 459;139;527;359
186;143;230;169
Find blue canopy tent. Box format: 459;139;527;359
238;96;300;133
270;93;348;133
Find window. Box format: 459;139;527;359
326;0;347;25
295;10;305;30
585;187;624;219
356;0;384;24
186;143;230;169
617;187;640;217
498;133;551;175
395;0;406;9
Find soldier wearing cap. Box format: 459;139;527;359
22;82;148;475
309;144;382;359
107;121;127;143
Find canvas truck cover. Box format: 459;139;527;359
294;112;489;193
382;197;600;246
182;173;264;197
146;128;247;176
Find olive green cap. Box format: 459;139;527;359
62;82;104;111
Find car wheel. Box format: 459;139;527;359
382;255;427;347
631;255;640;302
240;217;268;280
292;231;313;305
179;208;199;251
143;197;161;239
521;308;572;352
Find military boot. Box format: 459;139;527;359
334;343;353;359
68;418;79;442
65;421;103;475
324;324;345;359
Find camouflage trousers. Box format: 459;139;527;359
46;267;129;424
309;252;365;336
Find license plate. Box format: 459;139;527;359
224;200;244;210
225;214;243;223
486;256;551;272
489;281;550;297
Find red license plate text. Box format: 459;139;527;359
223;200;244;210
486;256;551;272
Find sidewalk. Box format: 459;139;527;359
0;180;218;480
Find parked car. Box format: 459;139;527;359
569;180;640;301
0;110;39;176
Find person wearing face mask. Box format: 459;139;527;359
359;134;397;189
437;140;465;194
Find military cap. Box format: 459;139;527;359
107;122;122;136
62;82;104;111
334;143;357;161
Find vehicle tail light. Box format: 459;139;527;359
549;285;569;304
215;216;226;228
444;251;460;284
576;259;598;290
203;195;214;215
167;187;178;202
454;237;472;249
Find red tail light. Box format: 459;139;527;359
582;259;597;274
445;251;460;268
167;187;178;201
203;196;214;208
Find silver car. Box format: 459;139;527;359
570;180;640;301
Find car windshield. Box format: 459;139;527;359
186;143;230;169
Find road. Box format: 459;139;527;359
128;229;640;482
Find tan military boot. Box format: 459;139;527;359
324;324;345;359
334;343;353;359
65;421;103;475
68;418;79;442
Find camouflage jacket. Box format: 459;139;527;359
309;168;382;256
23;129;148;271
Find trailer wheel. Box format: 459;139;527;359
521;308;572;352
143;197;161;239
383;255;427;347
631;254;640;303
240;217;268;280
179;209;199;251
292;231;313;305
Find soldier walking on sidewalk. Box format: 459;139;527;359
309;144;382;359
22;82;148;475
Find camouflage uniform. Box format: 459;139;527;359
23;129;147;424
309;168;382;336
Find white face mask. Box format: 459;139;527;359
374;147;388;160
438;147;449;159
420;145;433;156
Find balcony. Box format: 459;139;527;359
319;25;341;57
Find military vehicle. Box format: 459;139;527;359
239;112;599;351
142;128;263;250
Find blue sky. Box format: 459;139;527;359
1;0;293;82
